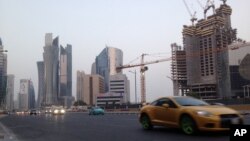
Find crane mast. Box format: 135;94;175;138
116;54;171;103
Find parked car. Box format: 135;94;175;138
139;96;243;135
89;107;105;115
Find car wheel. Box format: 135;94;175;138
180;115;197;135
141;114;153;130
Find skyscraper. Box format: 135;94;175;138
95;46;123;92
43;33;59;105
0;38;7;108
181;3;237;99
19;79;35;110
59;44;72;97
76;71;85;101
37;61;45;107
6;74;14;111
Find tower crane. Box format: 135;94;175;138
116;54;171;103
182;0;197;26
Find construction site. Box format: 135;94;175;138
171;0;250;99
117;0;250;103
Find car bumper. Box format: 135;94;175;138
195;115;243;131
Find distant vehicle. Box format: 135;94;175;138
30;109;38;115
52;108;66;115
139;96;243;135
89;107;105;115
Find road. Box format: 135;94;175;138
0;113;249;141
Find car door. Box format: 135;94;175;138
154;98;179;126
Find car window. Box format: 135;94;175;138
153;98;177;108
173;97;209;106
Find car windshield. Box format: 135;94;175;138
173;97;210;106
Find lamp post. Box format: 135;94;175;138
129;70;137;103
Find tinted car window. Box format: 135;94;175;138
152;98;177;108
173;97;209;106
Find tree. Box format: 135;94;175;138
73;100;87;106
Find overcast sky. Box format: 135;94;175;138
0;0;250;103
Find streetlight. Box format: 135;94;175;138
129;70;137;103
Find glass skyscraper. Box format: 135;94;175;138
95;46;123;92
43;33;59;105
59;44;72;97
0;38;7;108
37;61;45;107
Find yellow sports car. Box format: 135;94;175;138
139;96;243;135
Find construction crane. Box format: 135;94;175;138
116;54;171;103
204;0;215;19
182;0;197;26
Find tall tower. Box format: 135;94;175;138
43;33;59;105
0;38;7;108
182;2;237;98
59;44;72;97
6;75;14;111
37;61;45;107
95;46;123;92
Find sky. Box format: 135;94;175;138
0;0;250;103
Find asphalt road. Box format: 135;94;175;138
0;113;249;141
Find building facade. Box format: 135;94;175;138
96;93;124;108
181;3;237;99
109;74;130;103
229;42;250;97
59;44;72;97
6;74;14;111
76;71;85;101
19;79;35;110
0;38;7;108
95;46;123;92
43;33;59;105
37;61;45;108
76;71;104;105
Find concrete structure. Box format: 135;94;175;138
76;71;104;105
95;46;123;92
171;43;188;96
175;3;237;99
19;79;35;110
0;38;7;108
43;33;59;105
37;61;45;108
76;71;85;101
229;42;250;97
109;74;130;103
59;44;72;97
96;93;124;108
6;75;14;111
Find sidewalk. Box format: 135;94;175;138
0;115;19;141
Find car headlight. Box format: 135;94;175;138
196;111;213;117
60;109;65;113
54;109;59;114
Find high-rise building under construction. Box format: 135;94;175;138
172;2;237;99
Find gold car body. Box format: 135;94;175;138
139;96;243;132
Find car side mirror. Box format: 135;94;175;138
162;104;169;108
